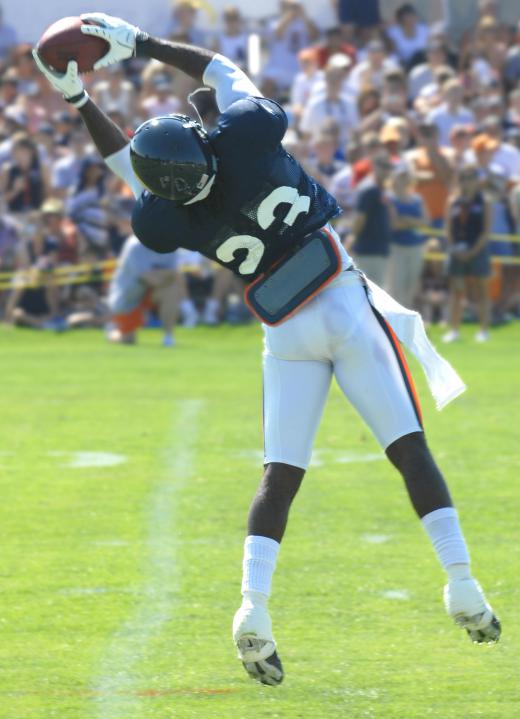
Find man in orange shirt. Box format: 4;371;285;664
406;121;454;227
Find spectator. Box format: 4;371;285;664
505;89;520;131
0;133;46;213
443;165;492;343
51;128;91;198
387;164;429;308
504;21;520;90
480;115;520;182
350;152;394;285
463;15;508;87
0;214;20;272
0;4;17;60
91;64;137;120
300;60;357;148
380;123;405;161
303;128;346;192
485;169;516;322
39;197;78;266
347;39;398;96
10;44;38;96
0;67;19;107
472;133;502;179
406;121;453;227
214;6;249;69
386;4;429;70
5;210;61;328
108;233;196;346
168;0;206;46
314;27;356;69
409;41;450;101
141;73;182;118
446;124;476;169
262;0;319;98
290;48;323;123
335;0;381;44
66;157;110;260
51;111;74;147
428;79;475;147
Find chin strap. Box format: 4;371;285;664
187;86;212;129
184;173;217;206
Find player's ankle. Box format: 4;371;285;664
446;563;472;581
242;590;268;607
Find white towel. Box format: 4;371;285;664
365;278;466;410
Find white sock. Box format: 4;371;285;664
241;535;280;601
181;298;197;316
206;298;219;313
421;507;471;580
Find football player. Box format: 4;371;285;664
33;14;501;686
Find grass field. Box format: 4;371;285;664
1;322;519;719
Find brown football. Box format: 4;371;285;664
36;16;108;74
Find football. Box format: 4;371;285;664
36;16;108;74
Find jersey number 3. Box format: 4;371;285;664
216;186;311;275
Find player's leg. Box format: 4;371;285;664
151;273;185;346
233;354;332;685
386;432;500;643
443;276;465;342
332;281;500;643
473;276;491;341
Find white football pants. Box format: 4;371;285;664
262;269;423;469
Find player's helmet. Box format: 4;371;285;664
130;115;218;204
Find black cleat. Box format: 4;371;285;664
465;614;501;644
241;649;284;686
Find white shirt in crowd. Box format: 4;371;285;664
141;95;182;119
300;94;358;147
93;80;136;119
492;142;520;180
386;23;430;64
216;32;249;68
346;57;400;95
428;103;475;146
262;18;314;89
291;70;324;109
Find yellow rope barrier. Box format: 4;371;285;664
418;226;520;243
0;243;519;291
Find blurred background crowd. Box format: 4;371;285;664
1;0;520;344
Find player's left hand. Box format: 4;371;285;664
80;12;143;70
32;51;87;106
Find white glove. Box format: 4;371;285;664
80;13;145;70
32;50;88;108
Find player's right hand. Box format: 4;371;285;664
80;12;142;70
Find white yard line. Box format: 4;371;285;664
91;399;203;717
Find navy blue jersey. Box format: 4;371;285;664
131;97;340;280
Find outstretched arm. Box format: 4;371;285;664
80;12;261;111
77;99;129;158
32;52;143;198
136;36;214;82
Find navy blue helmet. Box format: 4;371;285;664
130;114;217;204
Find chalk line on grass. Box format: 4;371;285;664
362;534;392;545
382;589;410;601
49;451;127;468
90;399;203;717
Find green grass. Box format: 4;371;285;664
1;322;519;719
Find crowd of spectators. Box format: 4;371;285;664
1;0;520;343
